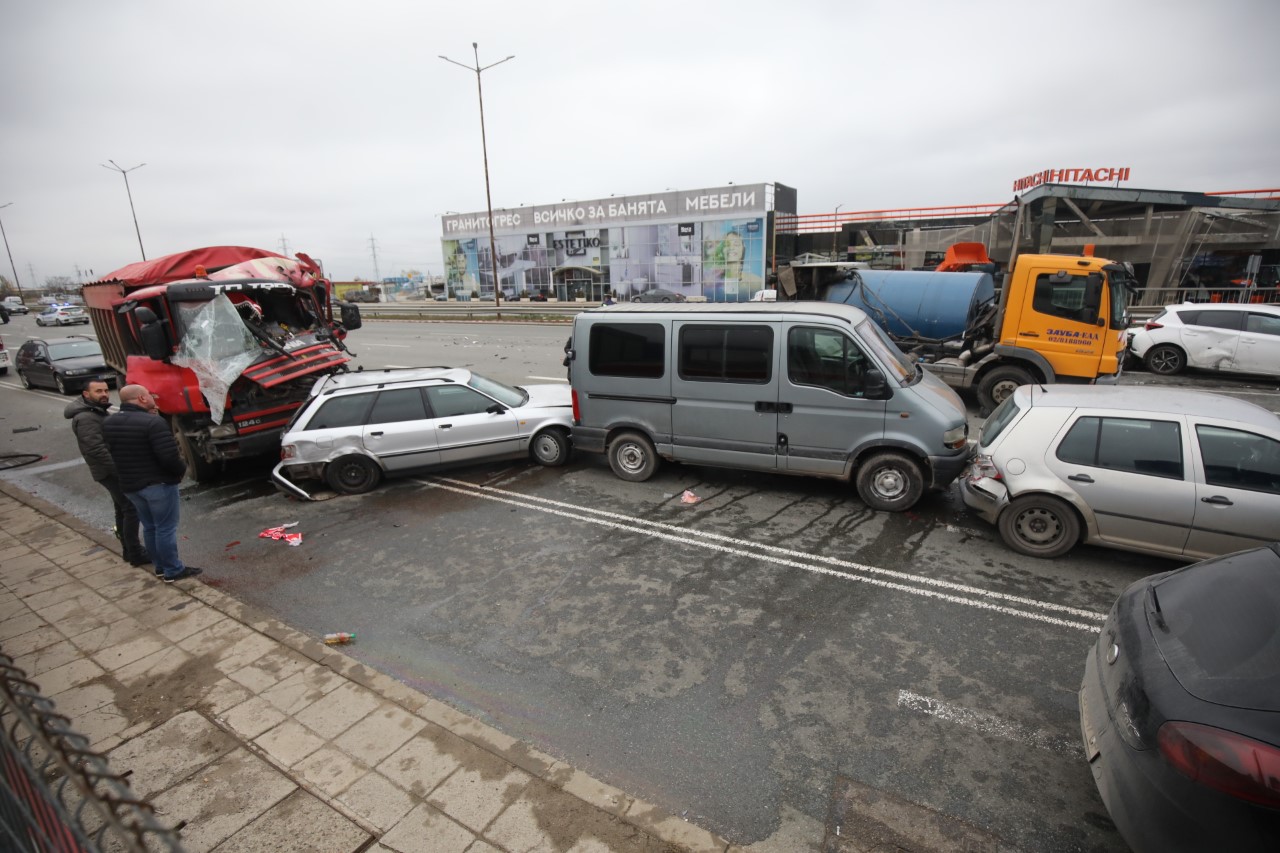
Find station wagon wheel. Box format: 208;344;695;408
1144;344;1186;376
325;454;383;495
530;427;571;467
54;374;69;395
608;430;659;482
18;370;32;389
998;495;1081;559
855;451;924;512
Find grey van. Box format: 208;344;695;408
566;303;970;511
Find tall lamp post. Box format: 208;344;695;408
102;159;147;261
0;203;23;298
832;204;845;259
440;43;513;308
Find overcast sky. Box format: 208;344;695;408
2;0;1276;286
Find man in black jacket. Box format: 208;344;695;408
103;385;202;583
65;380;147;566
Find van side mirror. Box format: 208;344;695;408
339;302;363;330
864;368;890;399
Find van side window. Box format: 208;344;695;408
678;325;772;383
787;327;867;396
305;393;374;430
1196;425;1280;494
589;323;664;378
1057;416;1184;479
1032;273;1089;322
369;388;429;425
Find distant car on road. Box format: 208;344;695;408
1080;543;1280;853
35;305;90;326
961;385;1280;559
273;367;573;499
631;288;686;303
15;336;116;394
2;297;29;315
1128;303;1280;378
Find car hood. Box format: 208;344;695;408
522;383;571;408
1149;545;1280;712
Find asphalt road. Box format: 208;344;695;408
4;313;1280;851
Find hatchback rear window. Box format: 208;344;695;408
1190;310;1244;331
978;394;1021;446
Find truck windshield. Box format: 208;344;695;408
855;319;916;384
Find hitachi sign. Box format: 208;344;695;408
1013;167;1131;193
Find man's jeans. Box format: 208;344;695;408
125;483;185;579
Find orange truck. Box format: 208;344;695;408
83;246;362;481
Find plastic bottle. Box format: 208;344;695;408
323;632;356;645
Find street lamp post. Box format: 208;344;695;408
832;204;845;259
101;159;147;261
440;43;513;309
0;203;23;298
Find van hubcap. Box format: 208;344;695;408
617;444;645;473
872;468;906;499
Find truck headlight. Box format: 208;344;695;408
208;424;237;439
943;424;968;450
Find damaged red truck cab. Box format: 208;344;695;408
83;246;362;482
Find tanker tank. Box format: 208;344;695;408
823;269;996;340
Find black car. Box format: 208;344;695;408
1080;544;1280;852
15;336;117;395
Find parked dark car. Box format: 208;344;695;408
632;288;686;303
15;336;116;394
1080;543;1280;852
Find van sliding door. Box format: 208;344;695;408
670;321;779;471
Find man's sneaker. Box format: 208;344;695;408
163;567;204;584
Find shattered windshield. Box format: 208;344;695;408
171;294;263;424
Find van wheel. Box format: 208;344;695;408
977;366;1033;413
608;431;659;482
1144;344;1185;376
531;427;571;467
855;452;924;512
325;454;383;495
998;495;1080;558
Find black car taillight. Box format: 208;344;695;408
1158;721;1280;809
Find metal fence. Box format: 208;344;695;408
0;653;184;853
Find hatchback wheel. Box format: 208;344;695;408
608;431;659;482
999;495;1081;558
531;427;571;467
325;454;382;495
55;374;69;395
1145;344;1186;376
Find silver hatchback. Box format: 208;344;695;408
272;367;573;499
961;385;1280;559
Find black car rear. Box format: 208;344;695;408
1080;545;1280;852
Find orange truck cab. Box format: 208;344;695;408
83;246;362;481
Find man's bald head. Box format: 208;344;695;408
119;384;148;404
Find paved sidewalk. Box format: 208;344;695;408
0;482;731;853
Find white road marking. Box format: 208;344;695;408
359;342;411;347
526;375;568;382
897;689;1082;755
383;364;413;368
2;458;84;476
422;476;1106;632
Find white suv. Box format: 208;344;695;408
1128;303;1280;378
272;367;573;499
961;385;1280;560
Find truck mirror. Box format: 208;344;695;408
864;368;890;399
339;302;363;330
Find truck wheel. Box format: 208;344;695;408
608;431;659;482
170;417;219;483
325;454;382;495
998;495;1080;558
977;366;1033;413
1144;344;1185;376
855;451;924;512
530;427;571;467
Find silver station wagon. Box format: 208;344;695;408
961;385;1280;559
272;367;573;500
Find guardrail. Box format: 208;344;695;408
0;653;184;853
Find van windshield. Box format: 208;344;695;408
855;320;915;384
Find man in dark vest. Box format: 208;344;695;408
65;380;147;566
103;384;202;583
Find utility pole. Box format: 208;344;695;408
0;202;24;298
440;43;514;308
368;235;381;284
832;204;845;259
279;235;291;257
101;160;147;260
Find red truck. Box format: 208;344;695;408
83;246;362;481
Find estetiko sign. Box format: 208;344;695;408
1013;167;1131;193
